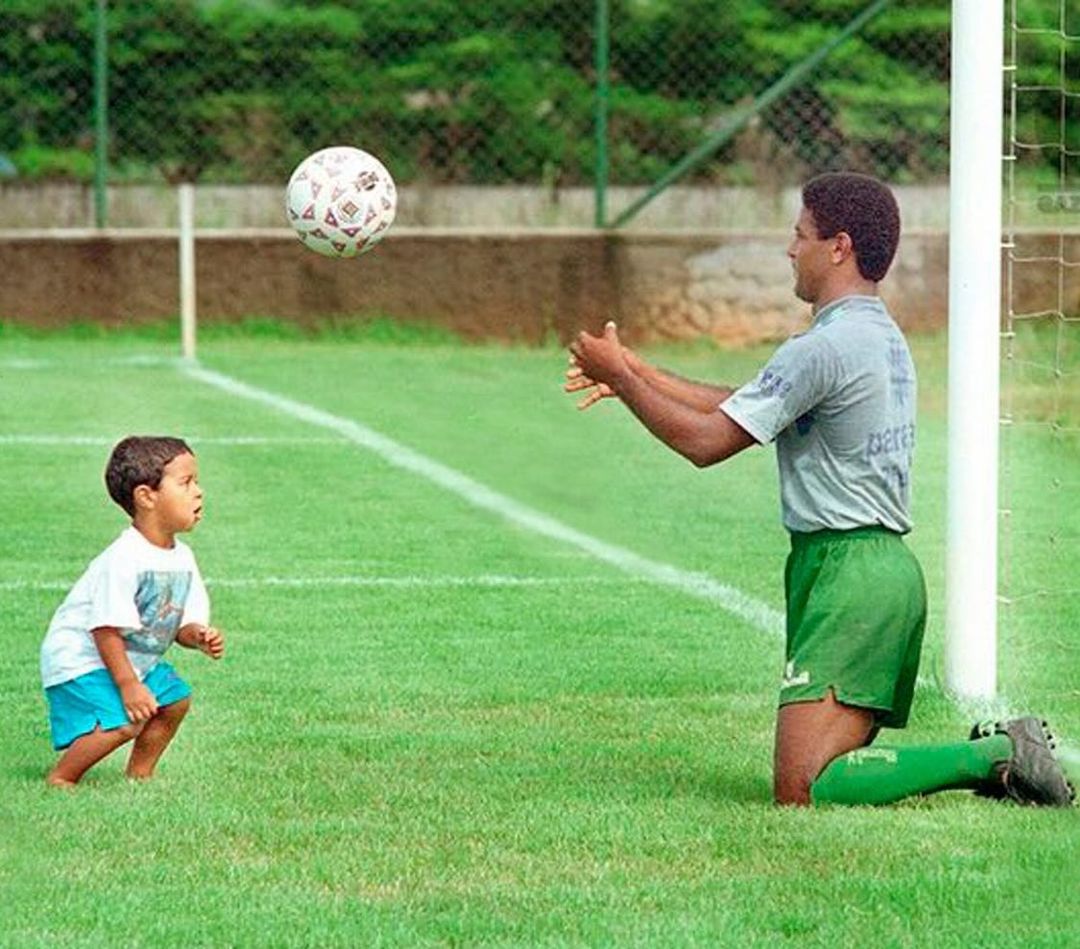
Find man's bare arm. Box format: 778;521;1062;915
566;347;735;413
629;353;734;412
608;364;754;466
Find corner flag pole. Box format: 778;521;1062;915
945;0;1004;700
179;183;197;361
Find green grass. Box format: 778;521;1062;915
0;329;1077;947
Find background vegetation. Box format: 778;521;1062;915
0;0;963;185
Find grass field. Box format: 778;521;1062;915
1;325;1077;947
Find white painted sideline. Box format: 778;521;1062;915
9;362;1067;751
0;574;638;594
183;364;785;637
0;435;346;446
0;355;181;370
181;367;979;705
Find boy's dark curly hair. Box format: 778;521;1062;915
802;172;900;282
105;436;193;516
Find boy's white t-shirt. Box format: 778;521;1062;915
41;526;210;689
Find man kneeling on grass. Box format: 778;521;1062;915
40;436;224;786
566;172;1074;808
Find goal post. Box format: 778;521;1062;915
944;0;1005;700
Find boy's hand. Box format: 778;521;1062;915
120;682;159;723
178;622;225;659
195;624;225;660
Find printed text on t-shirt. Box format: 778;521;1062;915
758;368;792;399
866;423;915;458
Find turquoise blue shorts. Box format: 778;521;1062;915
45;661;191;750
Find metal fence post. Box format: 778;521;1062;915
594;0;609;229
93;0;109;228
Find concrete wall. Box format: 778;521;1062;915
0;183;1075;344
0;182;954;230
0;227;961;344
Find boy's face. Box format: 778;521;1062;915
146;452;203;534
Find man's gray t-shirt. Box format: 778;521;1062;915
720;295;916;534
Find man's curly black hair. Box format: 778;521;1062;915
802;172;900;283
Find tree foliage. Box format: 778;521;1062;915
0;0;1059;185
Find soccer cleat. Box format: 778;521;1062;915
969;717;1076;807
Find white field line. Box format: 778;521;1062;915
0;355;182;370
10;361;1073;755
9;364;1046;731
0;574;640;594
0;435;347;446
184;364;786;638
210;574;628;590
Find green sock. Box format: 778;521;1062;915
810;735;1012;806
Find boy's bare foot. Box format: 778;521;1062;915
46;773;77;788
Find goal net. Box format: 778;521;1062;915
1000;0;1079;703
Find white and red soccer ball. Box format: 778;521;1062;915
284;146;397;258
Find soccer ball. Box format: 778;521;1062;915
284;146;397;258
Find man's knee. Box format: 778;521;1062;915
772;692;876;806
774;766;816;806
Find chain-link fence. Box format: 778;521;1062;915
0;1;1058;227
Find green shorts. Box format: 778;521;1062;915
781;526;927;729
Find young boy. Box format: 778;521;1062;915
40;436;224;786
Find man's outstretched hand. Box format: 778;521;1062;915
564;355;615;410
565;322;629;410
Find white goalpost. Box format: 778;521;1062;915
945;0;1005;700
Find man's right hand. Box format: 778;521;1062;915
564;356;615;410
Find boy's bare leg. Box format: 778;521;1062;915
773;689;876;806
126;697;191;780
47;723;142;787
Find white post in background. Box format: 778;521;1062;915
945;0;1004;700
179;183;197;361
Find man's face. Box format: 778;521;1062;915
786;206;834;304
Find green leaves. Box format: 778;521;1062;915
0;0;1063;185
